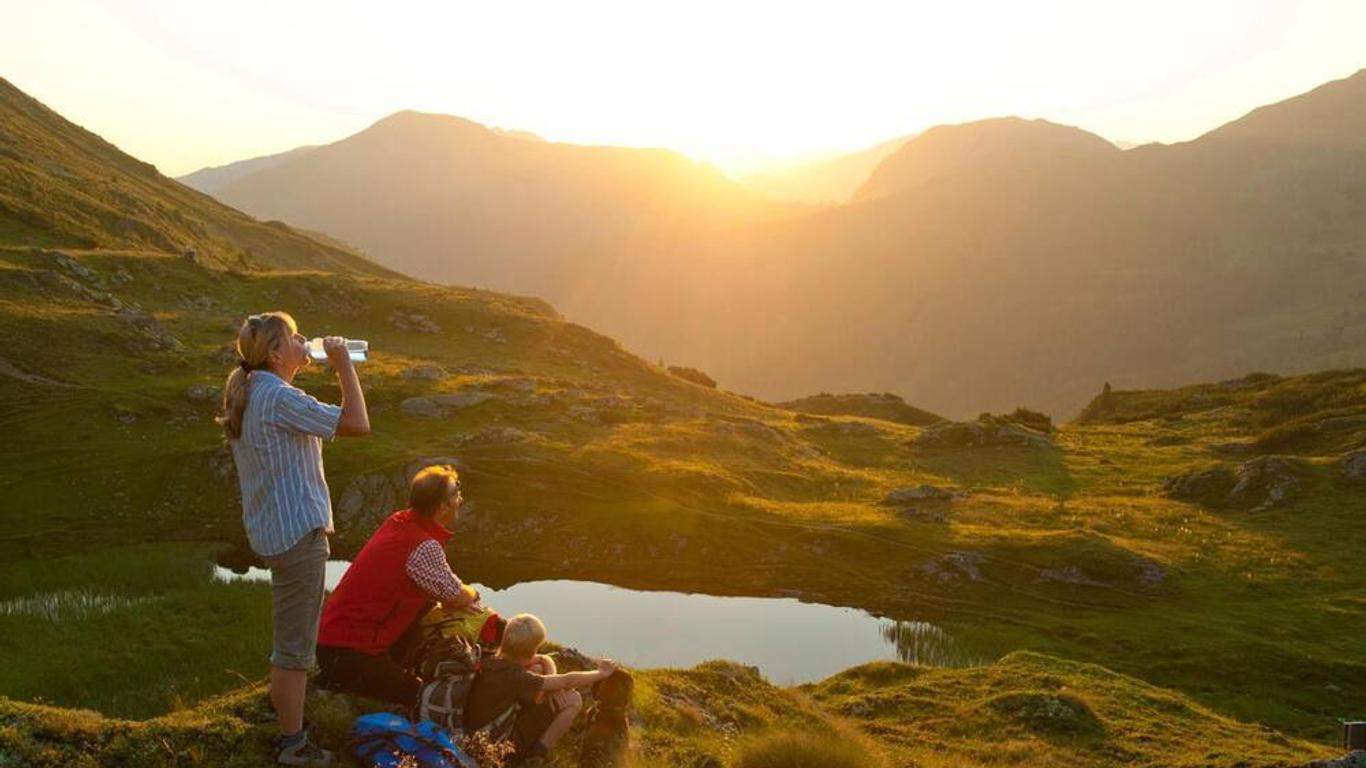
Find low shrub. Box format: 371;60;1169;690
1002;407;1053;433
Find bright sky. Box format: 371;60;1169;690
4;0;1365;177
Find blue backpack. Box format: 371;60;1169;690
351;712;477;768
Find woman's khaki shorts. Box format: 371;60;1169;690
261;528;330;670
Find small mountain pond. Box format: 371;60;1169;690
215;560;984;683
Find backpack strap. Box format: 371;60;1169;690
476;701;521;743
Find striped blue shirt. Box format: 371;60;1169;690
231;371;343;557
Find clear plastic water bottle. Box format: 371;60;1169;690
306;337;368;364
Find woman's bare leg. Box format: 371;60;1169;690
271;666;308;734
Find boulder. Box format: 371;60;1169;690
388;311;441;334
1342;450;1366;481
897;506;950;523
1229;456;1304;510
1037;565;1100;586
51;252;102;284
184;384;221;403
399;391;494;418
459;427;531;445
399;365;447;381
1163;456;1305;511
919;551;985;585
881;485;957;505
1136;560;1167;589
400;397;445;419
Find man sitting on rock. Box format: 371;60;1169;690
315;465;482;705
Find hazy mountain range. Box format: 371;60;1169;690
181;71;1366;417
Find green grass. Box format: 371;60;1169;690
0;543;276;718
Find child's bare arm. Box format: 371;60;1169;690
536;659;618;692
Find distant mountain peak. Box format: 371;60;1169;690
853;116;1117;202
363;109;495;136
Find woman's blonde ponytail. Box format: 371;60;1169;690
218;311;297;439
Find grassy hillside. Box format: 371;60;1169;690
4;242;1366;750
0;78;391;276
0;653;1332;767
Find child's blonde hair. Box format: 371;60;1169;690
499;613;547;661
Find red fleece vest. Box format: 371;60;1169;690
317;508;452;655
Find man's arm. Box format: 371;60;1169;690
406;540;479;608
324;336;370;436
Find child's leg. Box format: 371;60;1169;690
534;689;582;752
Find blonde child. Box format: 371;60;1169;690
463;614;617;765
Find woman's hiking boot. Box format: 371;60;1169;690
276;725;333;766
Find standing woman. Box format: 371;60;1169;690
219;311;370;767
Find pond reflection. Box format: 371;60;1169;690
214;562;985;683
881;619;985;667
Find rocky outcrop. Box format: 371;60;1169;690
1163;456;1305;511
115;307;183;351
336;456;464;532
399;391;493;418
1229;456;1303;510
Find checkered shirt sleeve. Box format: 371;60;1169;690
405;539;465;603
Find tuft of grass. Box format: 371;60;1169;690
733;731;875;768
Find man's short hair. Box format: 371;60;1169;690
500;613;547;660
409;465;460;518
